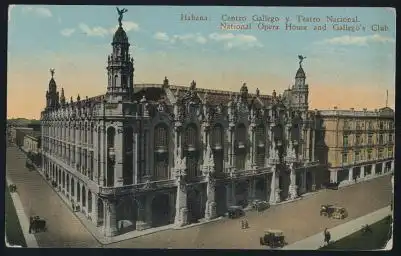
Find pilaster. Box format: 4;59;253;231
104;199;118;237
115;125;124;186
204;178;217;220
390;160;394;172
269;167;281;204
91;192;99;226
348;167;354;182
360;165;365;179
381;162;386;174
288;167;298;200
371;164;376;175
174;182;188;227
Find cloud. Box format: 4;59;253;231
153;32;169;41
22;6;52;18
79;23;109;37
318;34;395;46
8;5;15;22
60;28;75;37
208;33;263;50
110;21;139;33
79;21;139;37
153;32;207;45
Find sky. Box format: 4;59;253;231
8;5;396;119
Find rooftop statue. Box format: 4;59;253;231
298;55;306;67
116;7;128;27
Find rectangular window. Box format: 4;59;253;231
388;148;393;158
378;149;384;159
343;135;348;147
356;135;361;145
367;149;372;160
389;134;393;143
342;153;348;164
355;152;360;162
368;134;373;145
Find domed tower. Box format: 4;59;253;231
291;55;309;113
106;15;135;103
45;68;60;110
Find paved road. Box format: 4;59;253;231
106;175;391;249
6;146;99;248
6;144;392;249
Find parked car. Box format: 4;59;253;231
320;205;348;219
260;229;286;248
251;199;270;212
227;206;245;219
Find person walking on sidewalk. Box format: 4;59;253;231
323;228;331;245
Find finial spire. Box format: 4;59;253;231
50;68;55;78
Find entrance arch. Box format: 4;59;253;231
151;193;171;227
71;178;75;197
279;171;290;200
82;186;86;207
88;191;92;213
235;181;249;207
116;197;138;233
187;188;204;224
77;182;81;202
255;178;266;201
97;198;104;226
66;175;70;193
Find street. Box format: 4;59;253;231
6;145;392;248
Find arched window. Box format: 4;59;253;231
235;123;247;170
84;123;88;143
211;124;224;173
154;124;169;180
185;124;198;177
255;124;265;168
106;127;116;187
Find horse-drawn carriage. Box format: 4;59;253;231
29;216;47;233
320;205;348;219
260;229;286;248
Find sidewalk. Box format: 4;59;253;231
5;174;39;248
283;206;391;250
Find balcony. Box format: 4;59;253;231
155;145;168;154
186;144;197;152
98;179;177;196
212;143;223;151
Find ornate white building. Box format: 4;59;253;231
40;20;322;237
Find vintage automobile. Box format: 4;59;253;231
320;205;347;219
25;160;34;171
322;181;340;190
260;229;286;248
227;206;245;219
251;200;270;212
30;216;47;233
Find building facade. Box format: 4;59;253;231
23;131;41;155
11;127;34;147
40;20;326;237
314;107;395;186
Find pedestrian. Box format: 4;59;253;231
324;228;331;245
29;216;33;234
120;221;124;231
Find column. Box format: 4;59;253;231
174;182;188;227
390;160;394;172
99;126;105;186
381;162;386;175
311;129;315;162
348;167;354;182
288;168;298;200
330;169;338;183
360;165;365;179
85;188;89;214
104;199;118;237
93;127;99;181
269;167;281;204
229;126;235;169
249;125;256;169
311;170;316;191
133;130;139;183
91;192;98;226
371;164;376;176
204;179;217;220
74;178;78;202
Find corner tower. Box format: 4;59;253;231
106;14;134;103
291;55;309;113
45;69;60;110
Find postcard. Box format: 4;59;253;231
6;5;395;250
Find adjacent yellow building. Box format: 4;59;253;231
314;107;394;185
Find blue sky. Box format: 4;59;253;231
7;5;396;119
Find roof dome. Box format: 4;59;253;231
295;67;306;78
112;26;129;44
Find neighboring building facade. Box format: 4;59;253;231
314;107;395;186
40;20;322;237
23;131;42;155
12;127;34;147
